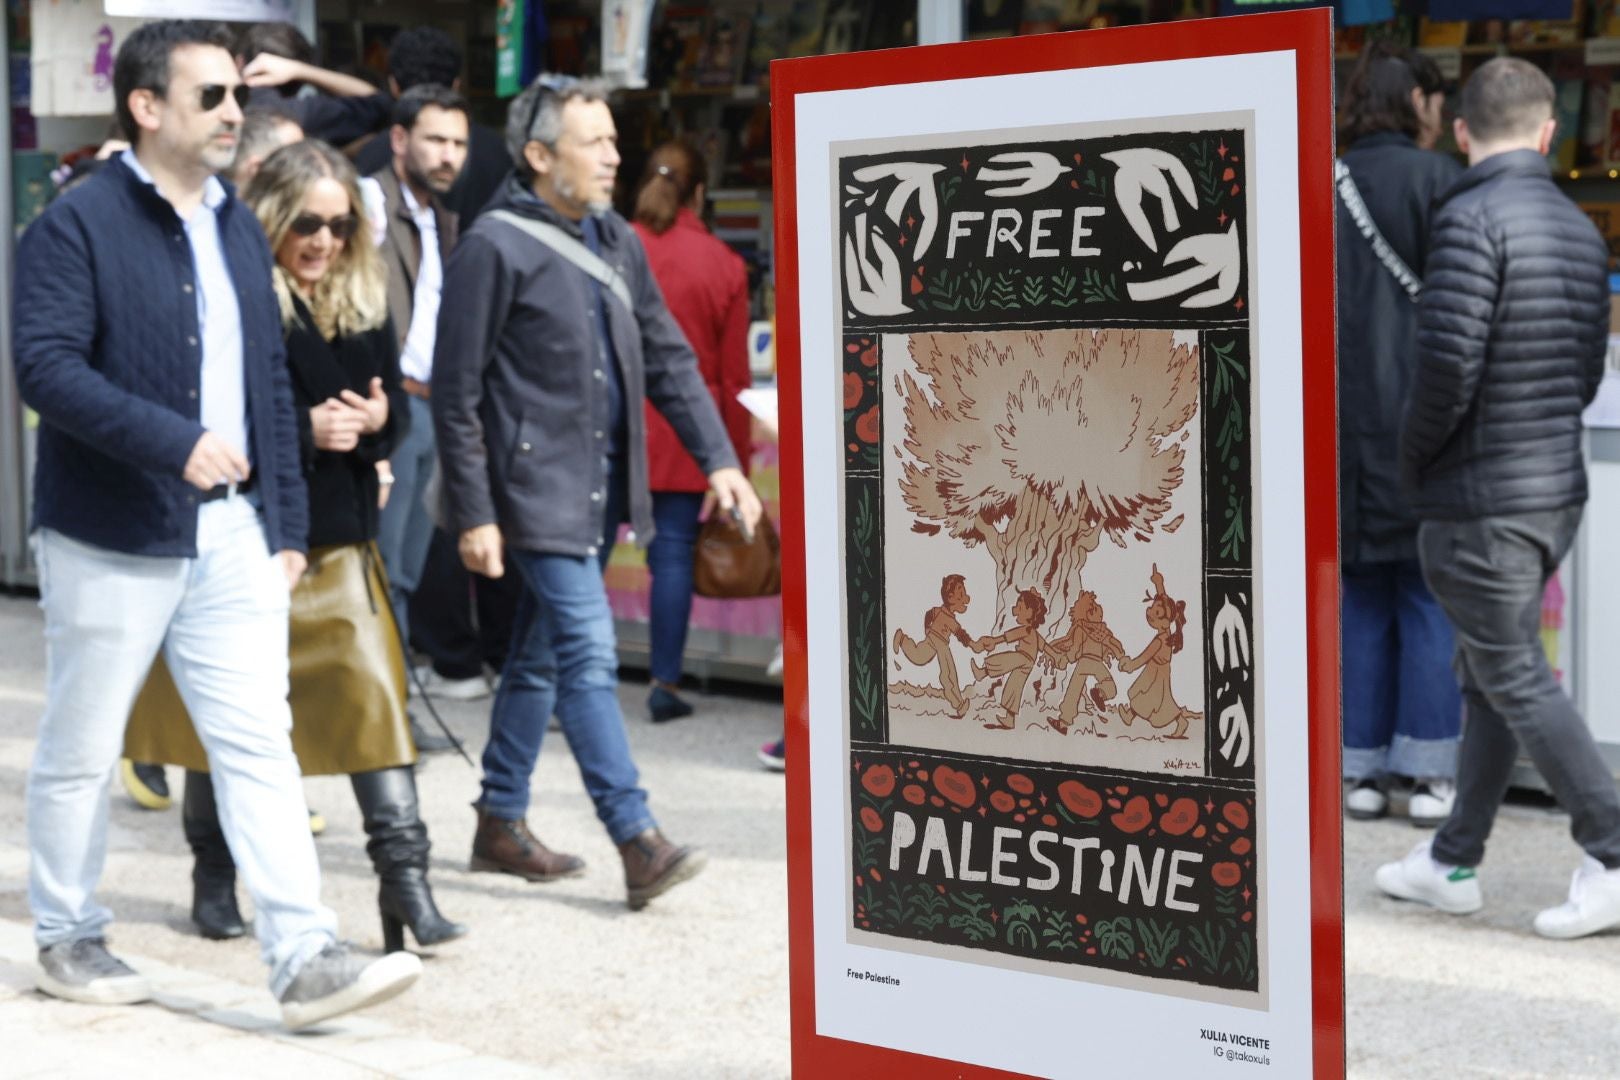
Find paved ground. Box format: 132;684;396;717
3;592;1620;1077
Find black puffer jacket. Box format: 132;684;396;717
1338;133;1461;562
1400;149;1609;520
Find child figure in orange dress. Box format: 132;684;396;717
1118;564;1202;739
971;588;1059;730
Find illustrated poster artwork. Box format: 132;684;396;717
837;115;1261;1001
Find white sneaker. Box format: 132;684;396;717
1345;779;1388;820
410;667;492;701
1374;839;1483;914
1533;856;1620;940
1408;779;1456;828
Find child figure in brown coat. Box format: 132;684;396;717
1118;564;1202;739
1046;590;1127;734
893;574;981;718
971;588;1059;730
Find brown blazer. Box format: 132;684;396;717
368;164;459;351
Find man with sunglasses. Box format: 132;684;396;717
433;74;762;907
11;20;419;1027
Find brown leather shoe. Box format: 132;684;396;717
618;828;708;910
468;808;585;882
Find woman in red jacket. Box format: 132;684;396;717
630;142;753;722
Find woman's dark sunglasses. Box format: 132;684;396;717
288;213;358;241
196;84;252;112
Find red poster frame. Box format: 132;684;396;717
771;10;1340;1077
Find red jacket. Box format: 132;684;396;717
633;208;752;492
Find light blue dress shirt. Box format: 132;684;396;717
122;150;250;468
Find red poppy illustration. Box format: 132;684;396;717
902;783;926;806
989;790;1016;813
1231;836;1252;856
1160;796;1199;836
855;405;880;444
1057;780;1102;818
1212;861;1242;887
933;765;976;808
859;807;884;833
843;372;863;410
1007;773;1035;795
1223;801;1250;830
861;764;896;798
859;343;878;368
1111;795;1152;834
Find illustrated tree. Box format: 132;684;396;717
897;329;1199;627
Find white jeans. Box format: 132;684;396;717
28;497;336;995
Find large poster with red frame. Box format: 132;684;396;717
773;10;1341;1078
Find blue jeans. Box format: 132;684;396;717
29;499;337;995
479;469;654;843
648;491;704;686
377;394;436;646
1341;559;1462;782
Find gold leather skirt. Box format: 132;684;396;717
124;542;415;775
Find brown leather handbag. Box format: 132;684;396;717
693;512;782;598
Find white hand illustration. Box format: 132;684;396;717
1100;148;1197;254
1219;702;1251;768
843;211;910;317
1212;597;1250;673
974;152;1069;198
850;161;945;260
1125;222;1240;309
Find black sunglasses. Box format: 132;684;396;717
522;73;581;145
288;213;358;241
197;83;252;113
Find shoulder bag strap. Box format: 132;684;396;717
1334;158;1422;303
486;209;635;313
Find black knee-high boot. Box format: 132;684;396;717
350;767;467;952
182;770;246;940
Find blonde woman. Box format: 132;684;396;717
125;140;465;953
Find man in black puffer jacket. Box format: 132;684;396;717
1376;57;1620;939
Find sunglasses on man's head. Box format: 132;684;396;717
288;213;358;241
523;73;581;144
197;83;251;112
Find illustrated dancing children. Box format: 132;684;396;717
1046;590;1127;735
971;588;1057;730
1118;564;1203;739
893;574;981;718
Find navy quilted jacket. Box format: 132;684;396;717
13;156;307;556
1400;150;1609;520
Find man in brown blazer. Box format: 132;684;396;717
361;85;468;725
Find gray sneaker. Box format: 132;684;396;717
278;941;421;1031
37;937;152;1005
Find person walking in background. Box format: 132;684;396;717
629;141;754;723
1335;43;1465;827
1376;58;1620;940
125;139;467;955
235;22;390;149
433;74;762;908
11;20;418;1026
358;85;473;729
355;27;511;223
227;105;302;189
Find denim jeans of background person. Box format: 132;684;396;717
1333;44;1464;826
432;74;761;908
1376;56;1620;940
11;20;418;1026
